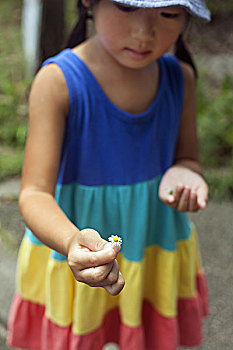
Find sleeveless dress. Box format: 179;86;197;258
7;49;208;350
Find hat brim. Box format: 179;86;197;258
111;0;211;21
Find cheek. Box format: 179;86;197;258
96;17;127;48
160;24;183;44
159;16;186;37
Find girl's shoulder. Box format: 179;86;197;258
35;48;75;96
160;55;196;102
178;60;196;103
42;48;86;79
31;61;69;118
179;60;196;85
160;54;195;83
36;48;91;117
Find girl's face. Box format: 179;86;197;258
91;0;187;69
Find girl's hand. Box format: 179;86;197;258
159;165;208;212
68;228;125;296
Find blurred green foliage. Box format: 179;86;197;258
197;74;233;200
197;75;233;168
0;0;29;179
205;168;233;201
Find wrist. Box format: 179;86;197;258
174;159;203;176
65;227;81;257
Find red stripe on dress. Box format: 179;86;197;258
177;273;209;347
7;293;45;350
7;273;208;350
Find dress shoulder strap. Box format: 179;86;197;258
42;49;86;117
160;54;184;108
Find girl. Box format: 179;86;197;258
7;0;210;349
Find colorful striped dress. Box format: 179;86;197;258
7;49;208;350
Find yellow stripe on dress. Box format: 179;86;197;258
17;237;50;304
45;258;75;327
17;226;202;334
72;283;118;335
177;224;202;298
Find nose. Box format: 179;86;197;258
131;10;156;43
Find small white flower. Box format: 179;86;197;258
108;235;122;247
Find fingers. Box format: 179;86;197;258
73;259;125;296
104;272;125;296
77;262;113;286
68;245;121;286
197;186;208;209
68;229;124;291
105;259;120;285
78;228;116;252
73;245;119;269
164;186;207;212
77;260;119;287
68;228;120;271
189;191;198;212
177;187;191;212
167;185;184;205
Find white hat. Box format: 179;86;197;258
112;0;211;21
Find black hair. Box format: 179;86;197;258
66;0;198;77
66;0;93;48
174;34;198;78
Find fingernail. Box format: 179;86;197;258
168;195;175;203
190;192;197;200
198;200;206;209
112;245;121;254
201;201;206;208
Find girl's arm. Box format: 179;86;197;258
159;62;208;212
19;64;124;295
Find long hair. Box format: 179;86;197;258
66;0;92;48
174;34;198;78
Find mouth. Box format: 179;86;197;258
125;48;152;60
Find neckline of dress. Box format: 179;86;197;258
67;48;166;124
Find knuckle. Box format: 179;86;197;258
92;268;106;282
94;241;105;252
89;254;98;266
68;259;77;271
78;230;86;241
107;273;117;285
111;282;125;296
108;251;116;261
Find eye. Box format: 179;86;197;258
115;3;138;12
160;12;180;18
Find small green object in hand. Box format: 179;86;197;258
168;189;174;195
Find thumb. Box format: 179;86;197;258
197;186;208;209
159;185;175;204
78;228;120;255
